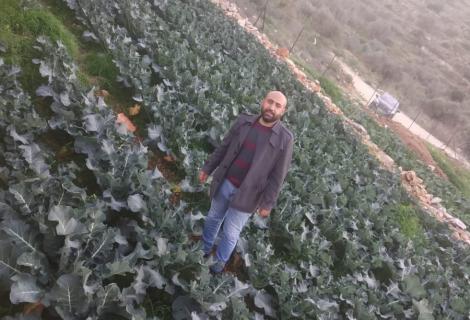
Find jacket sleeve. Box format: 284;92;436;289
201;116;242;175
258;135;294;211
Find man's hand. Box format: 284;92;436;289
258;208;271;218
198;170;208;184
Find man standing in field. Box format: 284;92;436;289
199;91;294;273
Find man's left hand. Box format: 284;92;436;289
258;208;271;218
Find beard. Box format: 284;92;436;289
261;109;279;123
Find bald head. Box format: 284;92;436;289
259;90;288;126
265;91;287;108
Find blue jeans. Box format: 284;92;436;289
202;179;251;263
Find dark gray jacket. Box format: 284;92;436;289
202;114;294;213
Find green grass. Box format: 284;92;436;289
41;0;85;33
290;55;346;106
39;0;133;104
81;50;136;112
428;144;470;197
0;0;79;94
0;0;135;111
83;52;120;88
317;76;344;105
389;204;425;244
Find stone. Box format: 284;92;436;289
275;47;290;58
448;218;466;230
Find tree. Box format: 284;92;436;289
426;1;444;14
311;8;342;42
426;98;463;127
448;88;466;103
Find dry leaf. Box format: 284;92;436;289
128;104;141;116
95;89;110;97
163;154;175;162
172;185;182;194
116;113;137;132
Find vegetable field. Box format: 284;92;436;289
0;0;469;319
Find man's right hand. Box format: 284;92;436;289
198;170;208;184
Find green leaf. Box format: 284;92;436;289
83;114;104;132
8;185;33;214
127;194;145;212
96;283;121;315
403;275;426;299
144;266;167;290
49;274;88;316
2;219;38;253
172;272;189;291
17;251;48;272
9;126;29;144
48;205;85;235
254;290;276;318
412;299;434;320
10;274;43;304
105;260;133;277
449;297;467;314
36;85;54;97
0;244;22;284
172;296;200;320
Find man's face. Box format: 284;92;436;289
260;92;287;123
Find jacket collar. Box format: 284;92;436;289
244;114;282;135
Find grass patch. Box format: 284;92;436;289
0;0;79;94
1;0;133;110
317;76;344;105
390;204;425;244
290;55;345;106
83;52;119;88
41;0;85;34
428;144;470;197
290;55;319;78
39;0;134;106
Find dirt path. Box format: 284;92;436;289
351;105;448;178
210;0;470;245
337;59;470;169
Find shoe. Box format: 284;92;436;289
203;247;215;259
209;260;226;274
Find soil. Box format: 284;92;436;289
147;151;180;183
384;120;447;178
359;107;448;179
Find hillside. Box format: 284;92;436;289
233;0;470;159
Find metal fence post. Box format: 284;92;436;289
365;78;385;108
408;110;422;129
321;53;336;77
289;25;306;53
261;1;268;31
442;128;459;150
254;0;268;27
